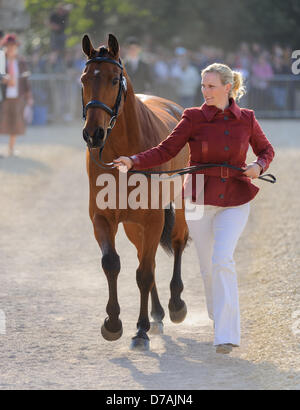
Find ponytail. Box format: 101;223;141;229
202;63;246;101
231;71;246;101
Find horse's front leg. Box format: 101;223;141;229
131;214;164;351
93;213;122;341
123;221;165;336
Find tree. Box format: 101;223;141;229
25;0;300;52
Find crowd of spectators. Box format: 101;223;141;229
31;37;296;112
1;0;298;123
3;23;297;123
148;41;294;111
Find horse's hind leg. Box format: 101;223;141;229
93;214;123;341
123;222;165;336
168;208;189;323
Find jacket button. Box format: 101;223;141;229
221;178;226;182
219;194;224;199
224;146;229;151
224;116;229;120
224;130;229;135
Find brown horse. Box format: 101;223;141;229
81;33;190;350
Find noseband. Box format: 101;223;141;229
82;56;127;135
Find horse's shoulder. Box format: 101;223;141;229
136;94;182;120
135;94;154;103
135;94;176;107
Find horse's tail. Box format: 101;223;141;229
160;203;192;256
160;205;175;255
160;202;175;255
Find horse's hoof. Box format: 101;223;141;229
101;319;123;341
149;321;164;335
168;300;187;323
130;337;150;351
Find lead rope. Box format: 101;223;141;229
128;163;276;183
88;147;276;183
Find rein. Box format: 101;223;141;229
82;56;276;184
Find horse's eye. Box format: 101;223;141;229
112;78;119;86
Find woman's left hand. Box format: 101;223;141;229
241;163;262;179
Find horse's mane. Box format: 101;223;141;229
97;46;109;57
94;46;117;60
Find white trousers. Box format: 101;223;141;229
185;200;250;346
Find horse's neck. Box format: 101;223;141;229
108;91;147;156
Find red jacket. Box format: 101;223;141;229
130;98;275;206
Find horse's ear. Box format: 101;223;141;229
108;34;120;58
82;34;94;58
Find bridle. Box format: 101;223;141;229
82;56;127;128
81;56;276;184
82;55;127;169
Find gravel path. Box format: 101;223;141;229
0;120;299;390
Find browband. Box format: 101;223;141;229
86;57;123;70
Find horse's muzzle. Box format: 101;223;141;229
83;127;105;148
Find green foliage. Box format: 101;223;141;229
25;0;300;52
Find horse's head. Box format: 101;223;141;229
81;34;127;148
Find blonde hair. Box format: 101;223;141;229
201;63;246;101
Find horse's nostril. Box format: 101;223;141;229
94;127;105;141
83;127;105;147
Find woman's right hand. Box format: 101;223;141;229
113;156;134;172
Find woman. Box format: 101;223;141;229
113;63;275;354
0;33;33;156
